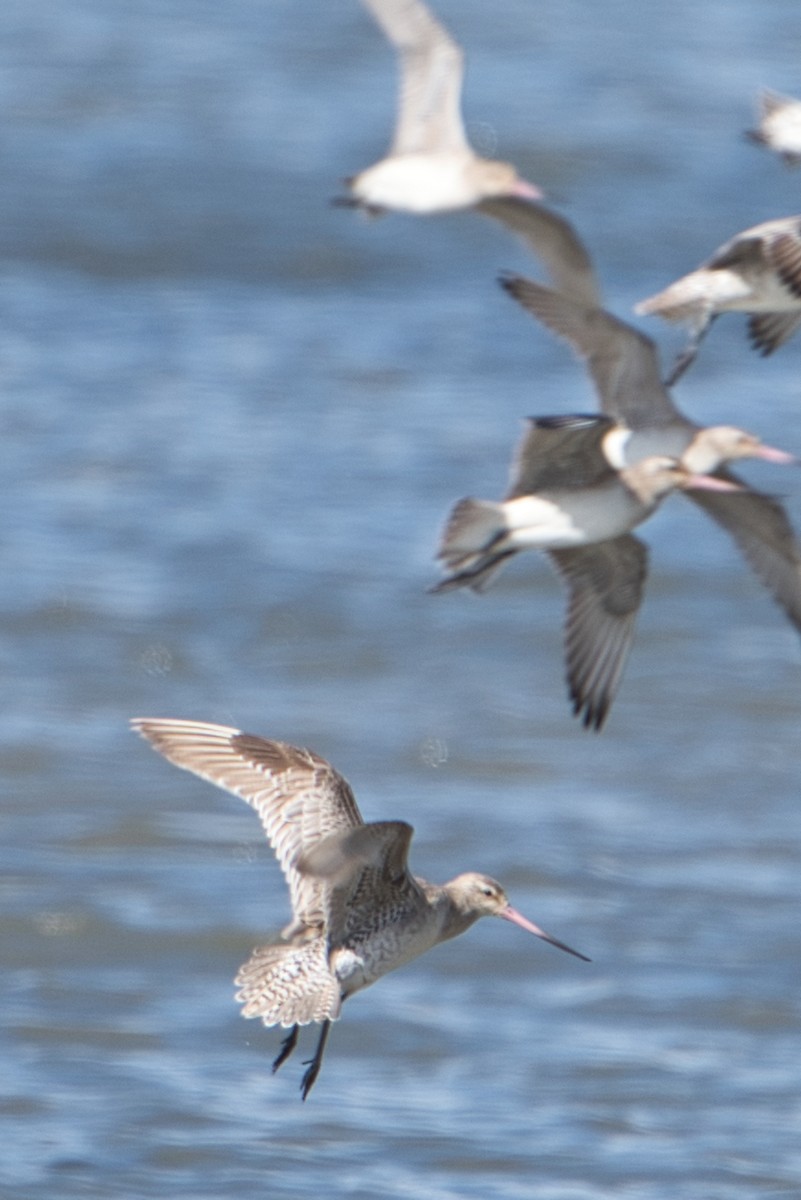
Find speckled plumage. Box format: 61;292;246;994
132;718;588;1098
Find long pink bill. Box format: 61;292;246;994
682;474;745;493
501;905;590;962
513;179;545;202
753;443;799;465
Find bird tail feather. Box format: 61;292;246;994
235;937;341;1027
431;497;511;593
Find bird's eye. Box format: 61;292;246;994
481;886;494;897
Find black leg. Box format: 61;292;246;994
664;317;715;387
330;195;385;218
300;1020;332;1101
665;340;700;386
272;1025;299;1074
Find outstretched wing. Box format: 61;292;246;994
480;199;601;308
501;274;683;430
685;471;801;634
549;535;648;730
131;718;364;937
362;0;468;155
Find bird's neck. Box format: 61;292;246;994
430;881;483;942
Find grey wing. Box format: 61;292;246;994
500;274;683;430
299;820;422;948
549;535;648;730
131;719;364;934
748;311;801;354
686;472;801;633
361;0;468;155
479;198;602;308
766;226;801;300
507;414;619;497
706;232;770;273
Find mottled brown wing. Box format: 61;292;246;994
131;719;364;936
507;414;619;497
299;820;423;949
549;535;648;730
501;274;682;430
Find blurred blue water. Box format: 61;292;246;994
2;2;801;1197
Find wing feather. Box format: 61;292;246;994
361;0;468;154
481;200;601;308
131;718;364;936
685;474;801;633
507;414;618;496
549;536;647;730
501;274;683;430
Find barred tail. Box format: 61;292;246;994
235;937;341;1028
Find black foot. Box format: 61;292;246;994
272;1025;299;1074
330;194;386;218
299;1020;331;1102
300;1057;322;1102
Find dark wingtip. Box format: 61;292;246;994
427;579;451;595
571;690;609;733
583;707;608;733
498;270;526;295
532;413;607;431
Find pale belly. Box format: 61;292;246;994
503;485;647;550
728;268;801;311
700;265;801;312
765;109;801;155
352;154;475;213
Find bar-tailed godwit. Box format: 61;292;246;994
634;216;801;382
131;718;588;1099
499;273;801;642
431;414;741;729
343;0;542;214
